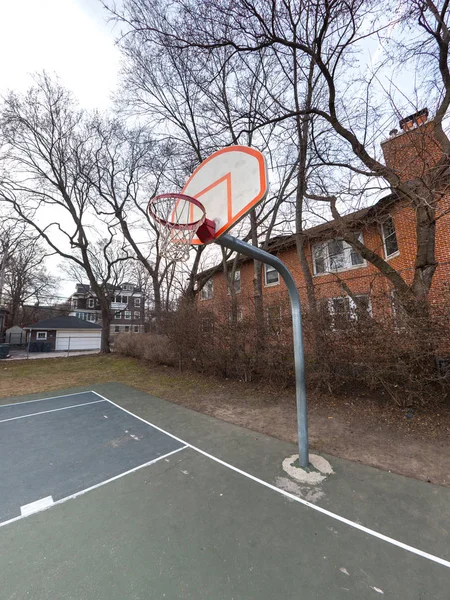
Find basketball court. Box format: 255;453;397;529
0;383;449;599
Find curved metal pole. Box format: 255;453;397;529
218;234;309;467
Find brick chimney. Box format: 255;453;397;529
381;108;442;181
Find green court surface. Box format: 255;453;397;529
1;383;449;599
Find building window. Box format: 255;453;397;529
124;325;130;332
201;316;214;333
264;264;280;286
87;298;95;308
313;234;365;275
134;325;139;333
200;279;214;300
134;311;140;319
114;295;128;304
228;309;243;323
87;313;96;322
114;312;121;319
123;284;133;291
391;290;407;327
227;269;241;294
326;295;371;329
36;331;47;340
266;305;282;333
125;311;132;320
382;216;399;258
114;325;120;333
134;297;141;307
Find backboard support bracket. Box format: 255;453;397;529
217;233;309;468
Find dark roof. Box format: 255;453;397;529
196;192;398;280
72;282;142;296
25;316;102;330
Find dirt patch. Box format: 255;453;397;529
1;354;449;486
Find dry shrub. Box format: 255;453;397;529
114;333;177;366
115;290;450;407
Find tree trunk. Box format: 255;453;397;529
100;303;111;353
152;275;163;333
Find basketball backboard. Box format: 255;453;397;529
182;146;268;244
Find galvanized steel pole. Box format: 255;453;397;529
218;234;309;467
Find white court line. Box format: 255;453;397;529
0;446;187;529
0;390;95;410
21;496;54;516
0;399;106;424
91;390;450;570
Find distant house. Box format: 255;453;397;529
24;316;101;351
68;282;145;336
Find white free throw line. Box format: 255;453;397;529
21;496;54;516
0;446;187;529
91;390;450;570
0;390;95;410
0;399;106;424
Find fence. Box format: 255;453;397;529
0;335;101;360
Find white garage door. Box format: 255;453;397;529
55;330;101;351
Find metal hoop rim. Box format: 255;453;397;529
148;193;206;231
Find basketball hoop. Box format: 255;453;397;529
148;193;216;261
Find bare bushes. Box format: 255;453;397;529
115;291;450;407
114;333;177;366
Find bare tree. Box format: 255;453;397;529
3;238;59;325
0;74;130;351
123;0;450;313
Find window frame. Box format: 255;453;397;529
312;234;366;276
381;216;399;259
134;311;140;319
264;263;280;287
134;297;141;307
114;312;121;320
124;311;132;320
265;305;282;333
228;309;243;323
87;298;95;308
200;279;214;301
326;294;372;330
201;315;214;333
36;331;47;340
114;325;120;333
134;325;139;333
124;325;130;333
87;313;96;322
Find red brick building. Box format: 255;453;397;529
196;111;450;331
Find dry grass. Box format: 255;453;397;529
0;354;253;404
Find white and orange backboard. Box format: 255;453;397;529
182;146;268;244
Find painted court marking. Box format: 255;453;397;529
21;496;54;517
91;391;450;570
0;446;186;529
0;400;105;424
0;390;98;409
1;390;448;569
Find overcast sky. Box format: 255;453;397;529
0;0;121;299
0;0;119;110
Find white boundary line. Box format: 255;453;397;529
0;400;106;424
0;446;187;529
0;390;95;409
91;390;450;570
